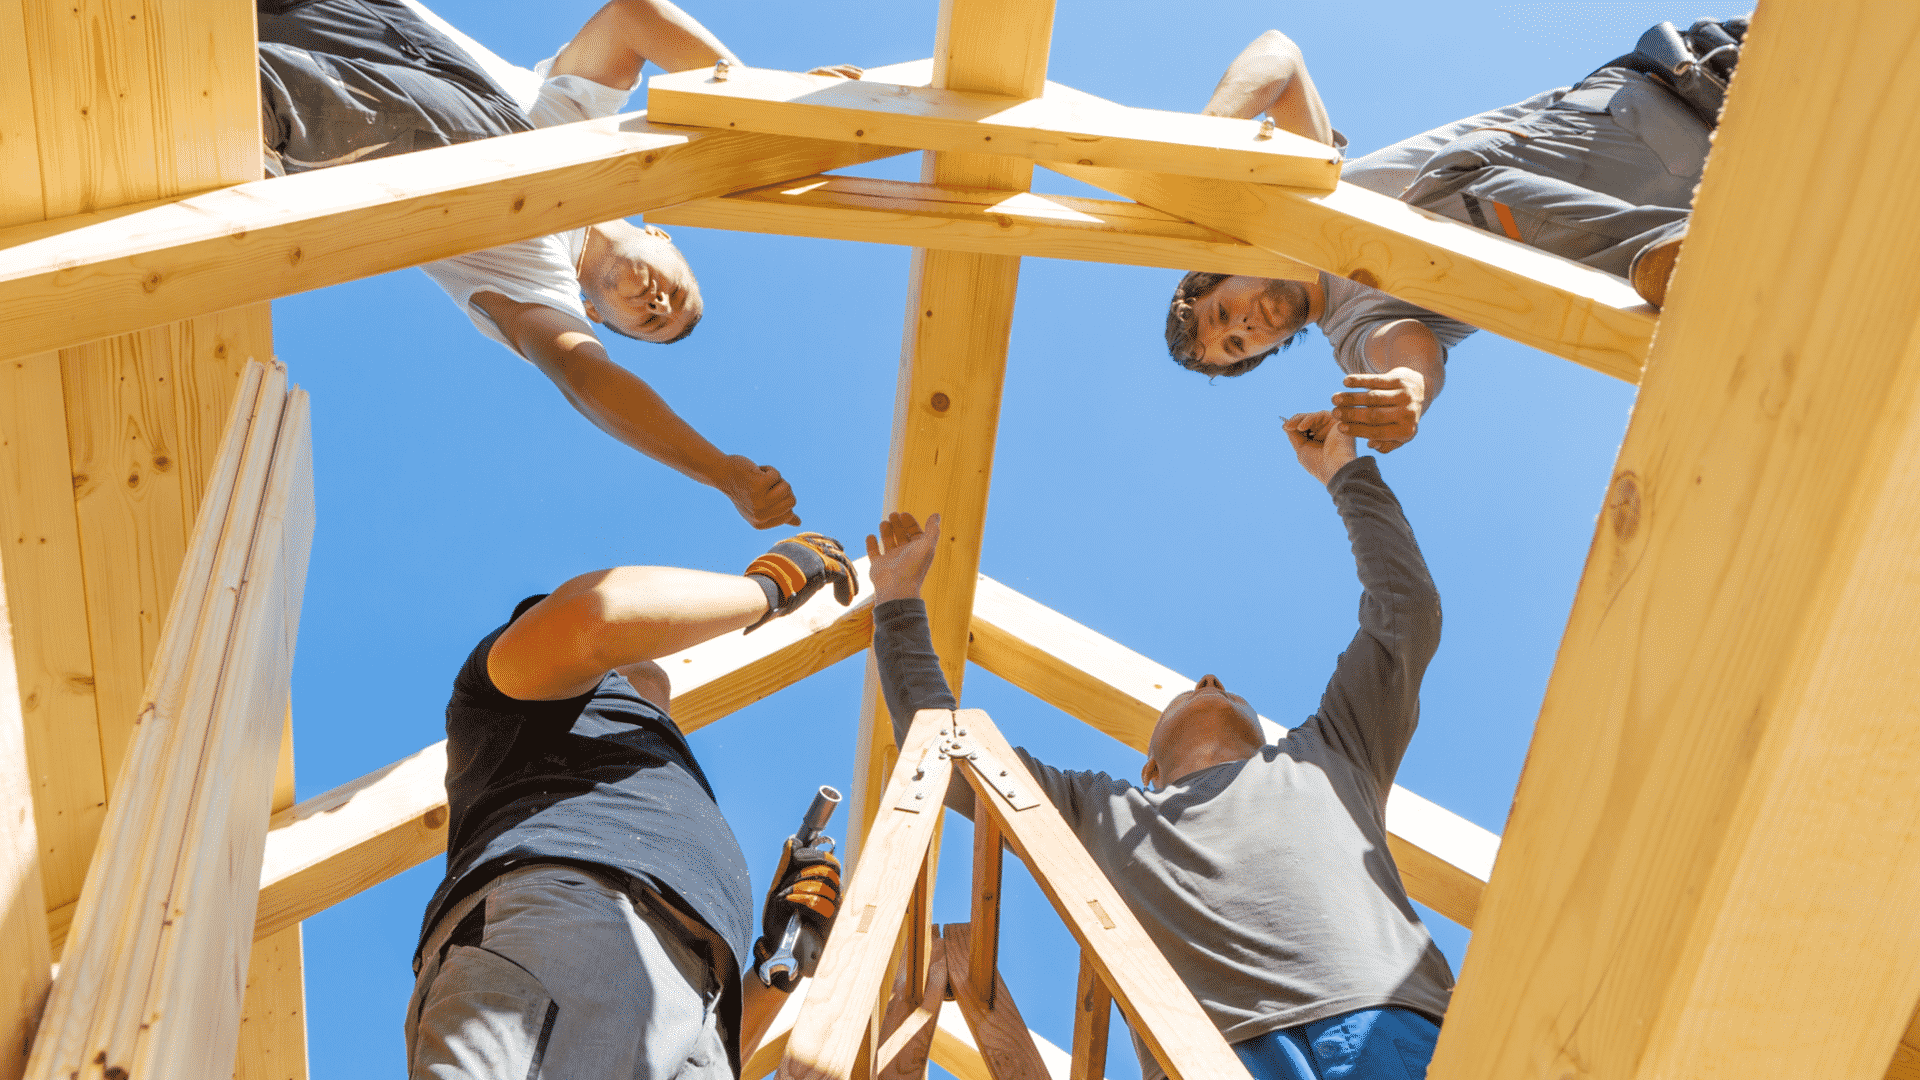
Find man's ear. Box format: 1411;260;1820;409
1140;758;1159;792
581;296;604;325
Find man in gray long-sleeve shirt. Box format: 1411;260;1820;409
862;412;1450;1080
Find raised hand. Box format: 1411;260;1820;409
743;533;859;633
721;454;800;529
1284;410;1358;486
1330;367;1427;453
865;512;942;604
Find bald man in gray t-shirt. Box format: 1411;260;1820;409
861;411;1448;1080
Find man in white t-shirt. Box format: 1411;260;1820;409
258;0;848;528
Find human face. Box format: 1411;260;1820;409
1143;673;1263;788
582;225;702;343
1192;276;1309;370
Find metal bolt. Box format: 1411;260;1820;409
940;728;950;736
713;58;732;81
915;792;925;800
1256;117;1275;140
957;728;968;736
999;769;1008;777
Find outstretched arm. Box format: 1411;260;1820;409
1202;30;1335;145
489;566;769;700
549;0;736;89
475;293;800;529
1331;319;1449;453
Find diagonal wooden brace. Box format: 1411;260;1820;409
778;709;956;1080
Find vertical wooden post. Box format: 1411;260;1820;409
1069;951;1112;1080
1429;7;1920;1080
0;564;51;1080
969;816;1003;1008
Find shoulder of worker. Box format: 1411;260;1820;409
527;52;636;128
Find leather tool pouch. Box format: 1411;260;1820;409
1594;16;1750;129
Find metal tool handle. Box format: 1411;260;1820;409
757;785;843;989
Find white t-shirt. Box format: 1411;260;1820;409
406;16;636;359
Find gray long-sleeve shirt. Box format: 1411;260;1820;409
873;457;1452;1063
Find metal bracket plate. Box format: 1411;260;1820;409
944;733;1039;812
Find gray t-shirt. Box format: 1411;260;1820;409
873;457;1451;1073
1315;90;1567;374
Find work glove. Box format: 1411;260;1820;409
743;533;858;633
752;837;842;991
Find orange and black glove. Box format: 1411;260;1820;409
743;533;858;633
752;837;842;991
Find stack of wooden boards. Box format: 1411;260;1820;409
26;364;313;1080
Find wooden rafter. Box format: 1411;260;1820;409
27;363;313;1080
647;175;1317;280
1429;7;1920;1080
0;563;51;1080
0;123;905;359
645;65;1340;189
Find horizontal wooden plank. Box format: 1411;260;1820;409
646;66;1339;191
648;175;1316;280
0;120;905;357
966;574;1496;928
1054;161;1653;383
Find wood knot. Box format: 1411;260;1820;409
71;472;87;491
142;272;162;293
1607;470;1641;542
511;197;525;213
423;806;448;830
854;129;864;137
929;392;950;413
287;247;302;266
125;470;140;489
104;1066;128;1080
1347;268;1381;290
152;455;171;471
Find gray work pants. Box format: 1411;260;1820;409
1402;67;1705;277
256;0;530;173
406;864;733;1080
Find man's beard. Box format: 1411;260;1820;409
1259;277;1312;339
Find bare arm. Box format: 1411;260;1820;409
1202;30;1335;145
549;0;735;89
1331;318;1448;453
474;292;800;528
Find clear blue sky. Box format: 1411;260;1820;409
275;1;1681;1074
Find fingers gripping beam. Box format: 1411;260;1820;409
778;709;955;1080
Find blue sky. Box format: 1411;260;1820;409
274;1;1684;1074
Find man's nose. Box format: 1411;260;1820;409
1197;673;1224;691
646;290;672;316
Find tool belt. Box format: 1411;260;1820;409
1591;15;1750;129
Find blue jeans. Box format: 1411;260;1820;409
1232;1008;1440;1080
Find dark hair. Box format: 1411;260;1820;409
1164;271;1305;377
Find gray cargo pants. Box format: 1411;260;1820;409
1402;67;1705;277
256;0;530;174
406;864;733;1080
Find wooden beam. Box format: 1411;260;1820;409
645;66;1339;190
647;175;1317;280
1429;7;1920;1080
0;561;52;1080
27;363;313;1080
968;817;1003;1007
0;122;906;358
950;709;1248;1080
1069;950;1111;1080
1053;161;1653;383
941;923;1050;1080
846;0;1054;862
875;939;948;1080
1887;1005;1920;1080
779;710;953;1080
966;574;1497;928
930;1003;1109;1080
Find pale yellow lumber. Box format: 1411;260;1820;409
0;0;43;228
645;66;1338;190
1887;1005;1920;1080
941;923;1050;1080
846;0;1056;865
1068;950;1111;1080
648;175;1316;281
966;574;1496;927
778;711;953;1080
27;365;314;1080
968;818;1003;1007
236;716;307;1080
1429;7;1920;1080
0;560;52;1080
952;710;1249;1080
246;569;874;944
875;941;946;1080
0;121;906;358
930;1004;1100;1080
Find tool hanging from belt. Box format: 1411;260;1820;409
1595;15;1750;129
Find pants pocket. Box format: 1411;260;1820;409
409;944;559;1080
